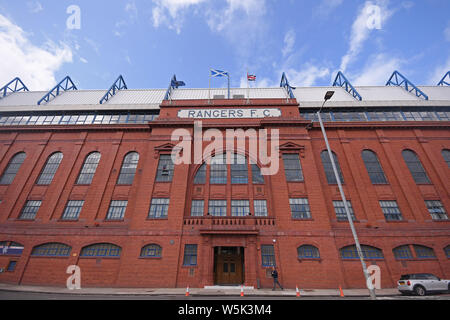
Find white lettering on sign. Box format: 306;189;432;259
178;108;281;119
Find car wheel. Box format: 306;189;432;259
414;285;426;296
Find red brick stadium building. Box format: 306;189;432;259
0;73;449;289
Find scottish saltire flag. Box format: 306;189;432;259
211;69;229;78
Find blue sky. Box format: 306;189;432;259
0;0;449;91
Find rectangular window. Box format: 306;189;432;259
183;244;197;266
208;200;227;217
61;200;84;220
254;200;268;217
19;200;42;220
106;200;128;220
156;155;174;182
290;198;311;219
190;200;204;217
231;200;250;217
425;200;448;220
379;200;403;221
148;198;169;219
7;261;17;272
333;200;356;221
282;154;303;182
261;245;275;267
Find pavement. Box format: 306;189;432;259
0;283;400;298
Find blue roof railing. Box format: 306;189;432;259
437;71;450;86
164;74;185;101
99;75;127;104
37;76;77;105
332;71;362;101
386;70;428;100
0;77;29;98
280;72;295;99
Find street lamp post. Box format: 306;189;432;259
314;91;377;300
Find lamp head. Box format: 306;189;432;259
324;91;335;101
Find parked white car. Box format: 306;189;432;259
398;274;450;296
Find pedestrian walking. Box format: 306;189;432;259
271;267;284;291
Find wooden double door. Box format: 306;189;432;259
214;247;244;285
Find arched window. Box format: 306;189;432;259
140;244;162;258
193;164;206;184
444;245;450;259
282;153;303;182
156;154;174;182
195;154;265;185
0;241;24;256
361;150;387;184
442;149;450;168
0;152;26;185
297;245;320;259
413;245;436;259
31;243;71;257
340;245;384;260
210;154;227;184
36;152;63;185
76;152;101;184
231;154;248;184
80;243;121;257
402;150;430;184
251;164;264;184
321;151;344;184
393;245;413;260
117;152;139;185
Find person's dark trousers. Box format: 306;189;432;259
272;278;284;290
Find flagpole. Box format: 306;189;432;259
208;69;211;104
247;69;250;104
228;74;230;99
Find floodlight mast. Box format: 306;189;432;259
316;91;377;300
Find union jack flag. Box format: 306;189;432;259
247;73;256;81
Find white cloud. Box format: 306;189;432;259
428;57;450;85
0;14;72;91
285;63;330;87
114;20;127;37
206;0;266;33
351;53;403;86
401;1;414;10
314;0;343;17
79;57;88;64
206;0;268;64
340;0;394;72
27;1;43;14
125;1;138;21
445;22;450;42
151;0;207;34
84;37;100;55
282;29;296;58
